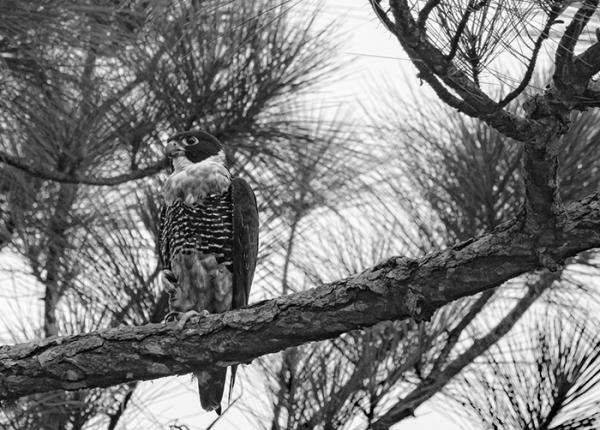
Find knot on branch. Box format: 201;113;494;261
536;248;564;272
522;92;571;135
405;288;433;322
384;256;419;282
533;224;565;272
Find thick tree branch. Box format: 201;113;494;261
573;40;600;82
373;1;600;139
369;0;474;116
370;0;538;141
521;135;561;235
555;0;597;73
1;193;600;401
553;0;600;109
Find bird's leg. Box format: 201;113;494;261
160;270;179;323
176;309;210;330
160;269;178;296
162;311;180;323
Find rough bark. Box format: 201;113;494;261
1;192;599;401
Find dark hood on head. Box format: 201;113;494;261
168;130;223;163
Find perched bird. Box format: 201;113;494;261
158;130;259;414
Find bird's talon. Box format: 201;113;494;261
176;309;209;329
162;311;180;323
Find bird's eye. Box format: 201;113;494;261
184;136;199;145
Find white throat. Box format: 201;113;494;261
172;155;193;171
164;149;230;204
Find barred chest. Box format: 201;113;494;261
160;189;234;270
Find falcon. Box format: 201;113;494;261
158;130;259;414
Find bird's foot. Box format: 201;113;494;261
175;309;210;329
162;311;180;323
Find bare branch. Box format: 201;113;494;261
376;0;537;140
447;298;600;429
430;289;496;371
1;192;600;401
446;0;487;64
371;274;551;429
370;0;396;33
0;152;166;185
498;5;563;108
417;0;441;29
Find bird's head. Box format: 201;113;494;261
165;130;224;170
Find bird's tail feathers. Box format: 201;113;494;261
228;364;238;406
195;367;226;415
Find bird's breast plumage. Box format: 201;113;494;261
160;190;234;271
159;159;235;314
164;160;231;205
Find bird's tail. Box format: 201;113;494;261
228;364;238;405
195;367;227;415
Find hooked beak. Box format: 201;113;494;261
165;140;185;158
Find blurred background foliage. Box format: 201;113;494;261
1;1;600;429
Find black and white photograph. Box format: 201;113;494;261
1;1;600;429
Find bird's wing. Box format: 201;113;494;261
230;177;259;309
227;177;258;406
157;204;169;269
